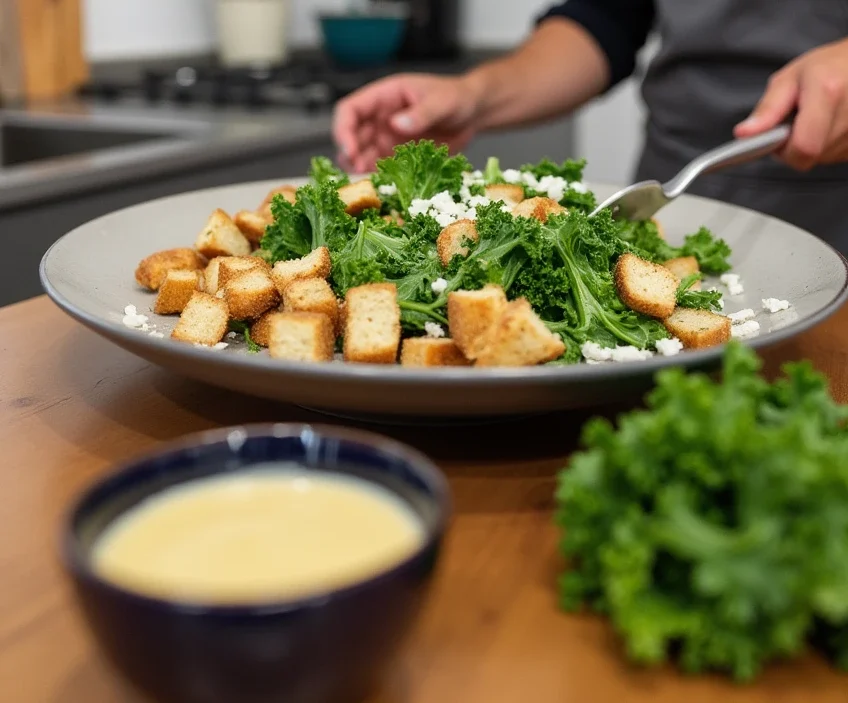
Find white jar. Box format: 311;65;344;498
216;0;291;68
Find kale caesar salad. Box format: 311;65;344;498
129;140;782;366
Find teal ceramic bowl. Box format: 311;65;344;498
319;13;408;68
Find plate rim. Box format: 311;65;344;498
38;178;848;387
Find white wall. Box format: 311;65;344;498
82;0;647;184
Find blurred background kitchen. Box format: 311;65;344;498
0;0;651;307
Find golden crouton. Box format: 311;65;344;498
400;338;471;367
218;256;271;289
664;256;701;290
447;285;508;360
652;217;665;240
270;247;332;294
154;270;201;315
259;185;298;218
475;298;566;367
437;219;478;266
171;292;229;346
383;213;405;226
204;258;222;296
195;209;252;259
233;210;273;247
282;278;340;334
135;248;205;291
223;269;279;320
249;309;282;347
343;283;401;364
512;197;567;223
485;184;525;208
268;312;335;363
664;308;731;349
615;253;679;319
338;179;381;216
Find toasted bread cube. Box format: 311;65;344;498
195;209;251;259
485;184;525;208
249;309;282;347
447;285;508;360
512;197;567;223
343;283;401;364
338;179;381;216
282;278;340;334
437;219;478;266
154;270;201;315
270;247;332;294
204;258;223;295
664;308;731;350
224;269;279;320
268;312;335;362
475;299;566;367
234;210;273;247
400;338;471;367
664;256;701;290
259;185;298;218
135;248;205;291
615;253;679;319
171;292;229;346
218;256;271;289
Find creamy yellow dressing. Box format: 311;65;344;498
92;467;425;603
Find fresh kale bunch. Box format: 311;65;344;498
555;341;848;680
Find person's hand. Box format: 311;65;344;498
332;73;481;173
735;38;848;171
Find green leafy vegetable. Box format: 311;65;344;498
617;221;732;275
228;320;261;352
483;156;506;184
308;156;350;187
555;342;848;681
676;273;723;312
521;157;586;183
374;140;470;212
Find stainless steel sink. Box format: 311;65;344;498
0;121;180;168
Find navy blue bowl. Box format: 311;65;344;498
62;424;450;703
319;14;408;68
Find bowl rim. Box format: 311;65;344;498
61;423;451;618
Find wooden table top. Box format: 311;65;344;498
2;295;848;703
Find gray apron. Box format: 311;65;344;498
635;0;848;252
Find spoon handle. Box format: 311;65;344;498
663;125;792;200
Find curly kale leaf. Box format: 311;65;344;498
521;157;587;183
536;209;669;349
260;181;356;263
483;156;506;184
374;140;470;212
309;156;350;186
227;320;261;352
556;341;848;680
617;221;732;275
677;273;723;312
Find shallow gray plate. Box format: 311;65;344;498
40;178;848;419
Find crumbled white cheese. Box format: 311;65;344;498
762;298;790;313
720;273;744;296
502;169;522;183
731;320;761;338
581;341;654;363
424;322;446;339
148;331;165;339
537;175;567;202
212;342;229;351
501;204;513;213
215;290;225;299
377;183;397;196
462;170;484;186
570;182;588;194
610;346;654;363
226;331;238;339
727;308;756;324
520;171;540;189
656;337;684;356
431;277;448;294
122;304;150;330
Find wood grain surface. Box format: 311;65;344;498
1;296;847;703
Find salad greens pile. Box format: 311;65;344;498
556;341;848;680
258;141;732;361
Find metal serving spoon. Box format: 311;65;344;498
589;124;792;221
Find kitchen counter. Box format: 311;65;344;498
1;294;847;702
